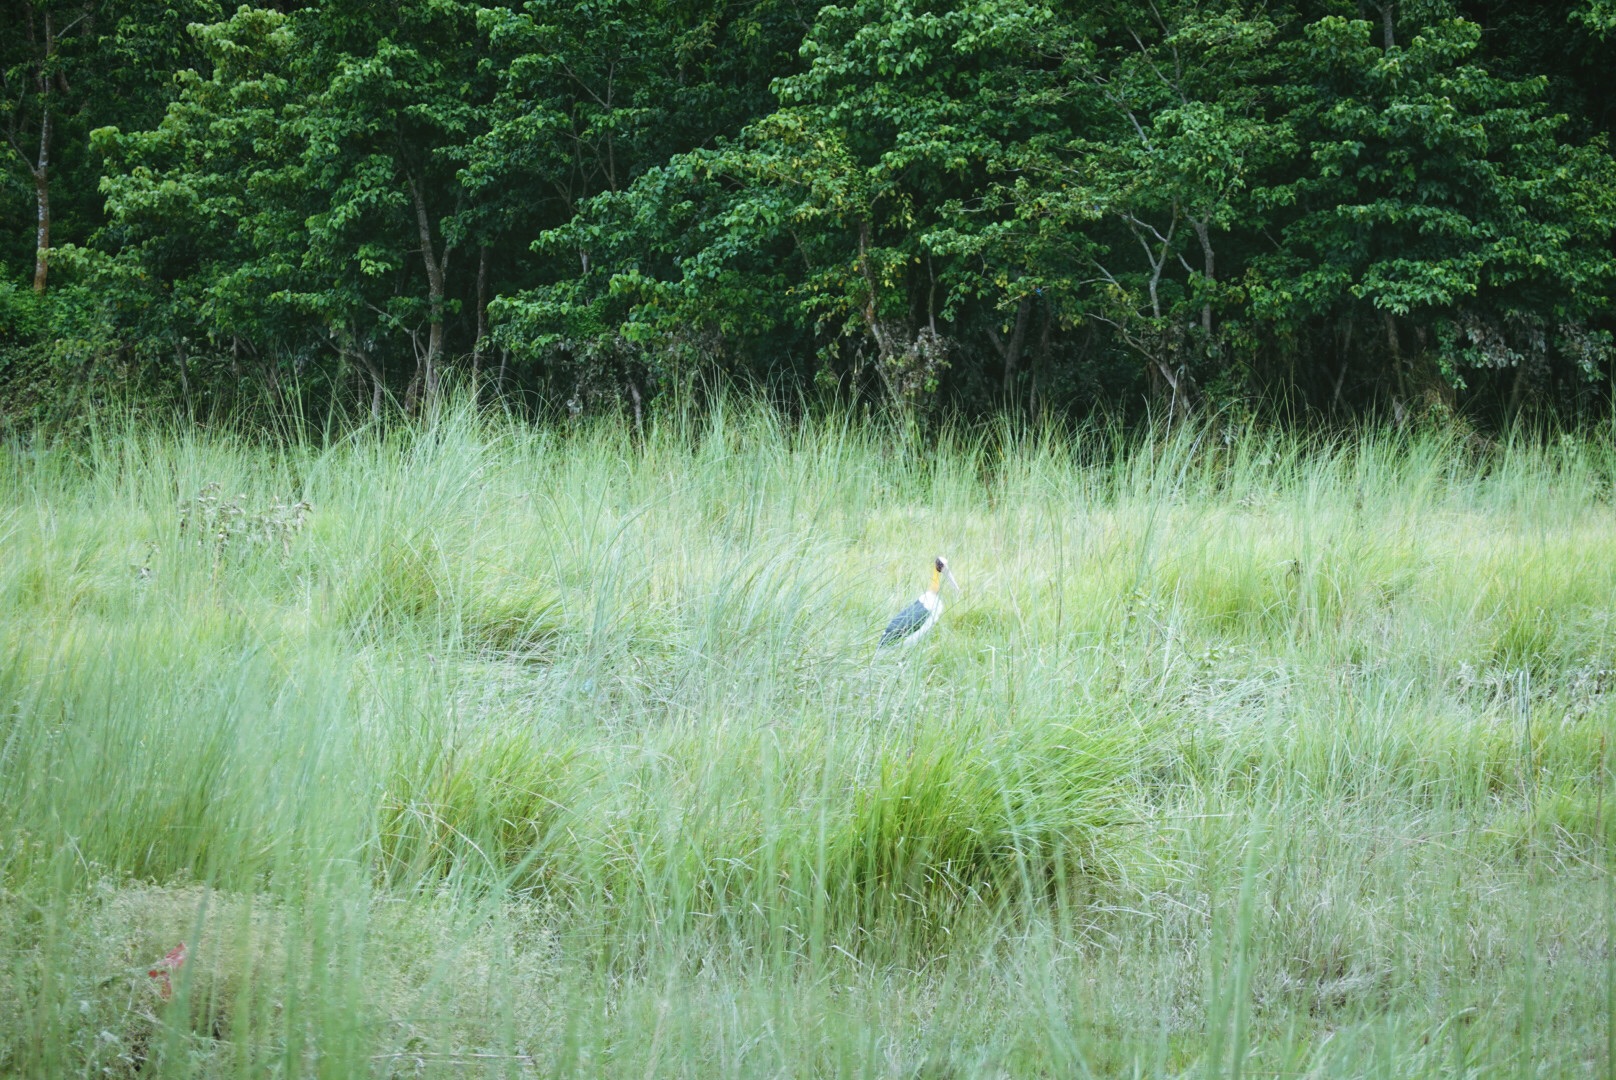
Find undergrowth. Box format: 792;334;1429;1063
1;400;1612;1077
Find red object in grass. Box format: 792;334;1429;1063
148;943;187;1000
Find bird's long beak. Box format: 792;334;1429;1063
945;567;961;592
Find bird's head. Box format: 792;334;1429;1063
932;556;960;593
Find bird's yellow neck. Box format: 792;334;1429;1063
930;566;942;593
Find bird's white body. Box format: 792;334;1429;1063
899;591;942;646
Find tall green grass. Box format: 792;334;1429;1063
1;401;1612;1076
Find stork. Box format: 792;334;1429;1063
879;556;959;647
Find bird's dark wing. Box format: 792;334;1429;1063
880;600;930;645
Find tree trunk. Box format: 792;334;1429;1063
32;114;50;292
1385;310;1408;423
1331;316;1355;411
1506;354;1531;423
1000;295;1034;403
1154;357;1185;412
1030;300;1053;418
4;3;97;294
627;378;643;441
30;14;55;293
356;346;385;420
855;220;904;407
1191;218;1214;339
856;221;894;362
1370;1;1395;49
174;338;190;413
408;174;448;412
472;244;490;390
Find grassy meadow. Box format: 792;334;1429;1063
1;400;1613;1077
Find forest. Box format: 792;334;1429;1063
4;0;1616;426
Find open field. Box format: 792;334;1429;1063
2;402;1613;1077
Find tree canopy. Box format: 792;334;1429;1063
2;0;1613;426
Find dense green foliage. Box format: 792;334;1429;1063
3;404;1615;1074
3;0;1616;423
